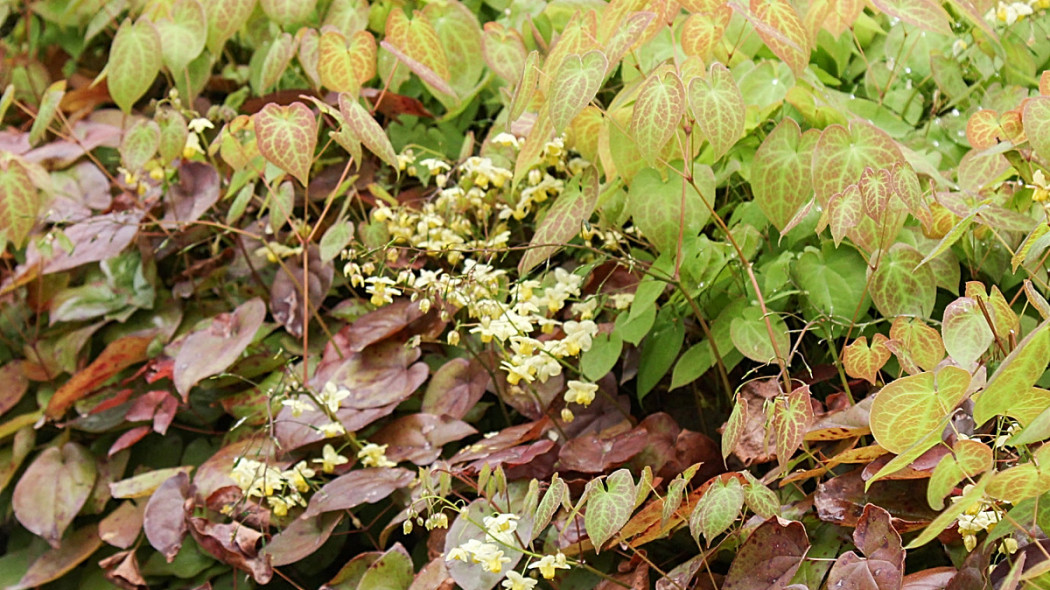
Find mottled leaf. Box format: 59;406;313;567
1024;97;1050;169
927;439;992;510
974;321;1050;426
155;0;207;72
254;102;317;186
0;155;41;248
752;119;816;231
319;29;376;94
259;0;317;26
632;69;685;165
585;469;635;552
869;244;936;319
204;0;256;53
749;0;809;75
550;51;607;134
119;119;161;172
689;477;743;544
338;93;398;170
688;63;744;160
870;366;970;456
772;386;814;470
520;167;599;273
843;334;891;385
870;0;951;35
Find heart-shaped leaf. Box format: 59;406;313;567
680;8;731;60
319;29;376;94
13;443;97;547
632;69;685;165
520;167;599;273
1023;96;1050;164
722;517;810;589
772;386;814;469
941;296;994;370
251;32;296;95
628;161;714;255
842;334;890;385
259;0;317;26
120;119;161;172
689;477;743;545
204;0;255;54
749;0;809;76
155;0;207;72
585;469;635;552
173;298;267;397
927;439;992;509
753;119;817;231
549;50;607;134
812;122;903;208
868;244;936;319
109;18;162;113
870;365;971;456
254;102;317;186
688;63;744;160
0;156;41;249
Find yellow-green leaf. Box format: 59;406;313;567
520;167;599;274
927;439;992;509
119;118;161;172
549;50;608;134
842;334;890;386
974;321;1050;426
109;18;162;113
251;33;296;95
688;63;744;161
204;0;256;54
338;93;398;171
482;22;526;84
0;155;41;249
28;80;65;146
155;0;207;72
632;70;685;166
907;474;989;549
585;469;635;552
259;0;317;26
689;477;743;545
870;365;970;456
319;29;376;94
749;0;809;76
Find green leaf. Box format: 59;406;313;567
631;69;685;165
519;168;599;273
927;439;992;510
508;50;540;123
1024;96;1050;165
156;108;189;166
28;80;65;146
689;477;743;545
12;443;97;548
730;306;789;365
423;0;484;98
688;63;744;160
357;543;414;590
319;220;354;263
987;463;1050;504
120;119;161;172
628;162;714;255
869;0;952;35
109;18;162;113
662;478;686;529
533;474;567;540
251;33;296;95
869;366;971;456
906;474;989;549
827;183;862;247
722;392;748;460
637;309;685;400
549;50;607;134
253;102;317;186
581;332;623;381
752;118;816;231
156;0;207;73
482;22;526;83
259;0;317;26
585;469;635;552
741;471;779;518
204;0;256;54
869;243;936;319
974;321;1050;426
941;296;994;369
0;156;41;249
338;94;399;171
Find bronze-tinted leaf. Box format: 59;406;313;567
324;340;429;409
188;517;272;583
421;357;490;419
558;426;649;473
99;500;146;549
13;442;98;547
370;413;477;465
172;298;267;398
263;513;342;566
722;517;810;590
303;467;415;518
10;524;104;590
143;471;190;562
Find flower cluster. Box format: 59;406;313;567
984;0;1050;25
445;510;571;588
230;457;314;516
280;381;351;438
952;485;1013;554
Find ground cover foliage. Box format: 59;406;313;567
6;0;1050;588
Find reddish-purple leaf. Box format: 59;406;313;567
321;339;429;409
164;160;220;225
188;517;272;583
722;517;810;590
172;298;267;398
108;426;152;457
13;442;98;547
263;513;342;566
559;427;649;473
303;468;415;518
253;102;317;186
370;413;477;465
143;471;190;562
421;357;490;419
99;500;146;549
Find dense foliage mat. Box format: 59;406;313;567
4;0;1050;588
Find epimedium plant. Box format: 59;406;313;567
5;0;1050;588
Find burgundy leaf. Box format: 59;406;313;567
188;517;272;584
421;357;490;419
722;517;810;590
303;467;415;518
143;471;190;562
263;513;342;566
371;413;477;465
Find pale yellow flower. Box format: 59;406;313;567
358;443;396;468
564;381;598;407
501;571;537;590
313;444;349;473
527;553;570;579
